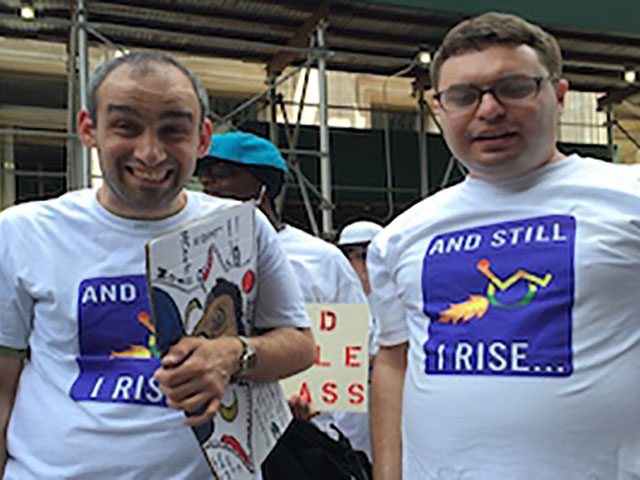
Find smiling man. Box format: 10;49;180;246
0;53;314;479
368;12;640;480
82;60;204;218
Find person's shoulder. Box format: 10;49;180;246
0;189;93;225
281;225;364;300
279;225;353;271
280;225;343;256
185;190;241;214
280;224;318;242
564;155;640;193
373;183;462;251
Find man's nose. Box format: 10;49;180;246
134;131;167;165
200;177;218;195
475;90;506;120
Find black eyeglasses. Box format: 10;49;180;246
434;75;552;114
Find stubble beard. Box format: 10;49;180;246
98;148;185;218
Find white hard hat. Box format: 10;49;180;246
337;221;383;246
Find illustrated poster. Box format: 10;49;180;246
146;202;292;479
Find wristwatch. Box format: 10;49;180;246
233;335;257;381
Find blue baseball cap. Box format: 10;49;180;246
200;132;287;200
206;132;287;173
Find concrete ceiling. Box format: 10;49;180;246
1;0;639;104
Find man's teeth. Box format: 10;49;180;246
132;170;166;181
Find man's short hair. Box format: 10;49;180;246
430;12;563;89
87;51;210;128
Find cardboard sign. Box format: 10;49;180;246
280;303;370;412
146;202;291;480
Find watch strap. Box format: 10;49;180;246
232;335;257;381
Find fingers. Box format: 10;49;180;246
287;395;319;420
164;382;210;411
156;365;228;406
161;337;199;368
154;336;234;426
156;353;211;388
183;397;222;426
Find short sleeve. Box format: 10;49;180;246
253;211;310;330
366;234;409;347
0;210;34;350
332;254;367;305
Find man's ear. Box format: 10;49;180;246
197;118;213;158
77;109;97;149
555;78;569;115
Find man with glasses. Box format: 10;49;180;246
368;12;640;479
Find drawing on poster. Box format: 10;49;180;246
146;202;291;479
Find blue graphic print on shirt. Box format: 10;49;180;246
422;215;575;376
70;275;165;405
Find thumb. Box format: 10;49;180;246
161;337;197;368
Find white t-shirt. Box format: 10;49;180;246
277;225;366;305
0;189;309;480
368;155;640;479
277;225;373;459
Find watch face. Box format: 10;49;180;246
239;336;257;374
245;346;257;370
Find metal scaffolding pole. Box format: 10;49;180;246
78;0;90;188
1;135;16;209
606;107;615;161
417;86;429;197
316;22;332;238
67;5;80;190
277;88;321;237
268;75;279;146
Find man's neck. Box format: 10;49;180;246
469;150;566;183
97;186;187;220
258;198;284;231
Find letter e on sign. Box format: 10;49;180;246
345;346;361;367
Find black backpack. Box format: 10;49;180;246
262;419;372;480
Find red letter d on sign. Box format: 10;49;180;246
320;310;336;331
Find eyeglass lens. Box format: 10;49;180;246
204;161;236;178
439;76;542;112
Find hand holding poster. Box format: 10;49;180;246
280;303;370;412
146;202;291;480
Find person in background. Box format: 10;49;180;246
0;52;314;480
337;221;384;297
367;12;640;480
335;219;383;460
198;132;374;463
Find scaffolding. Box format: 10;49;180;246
1;1;443;239
1;1;624;236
